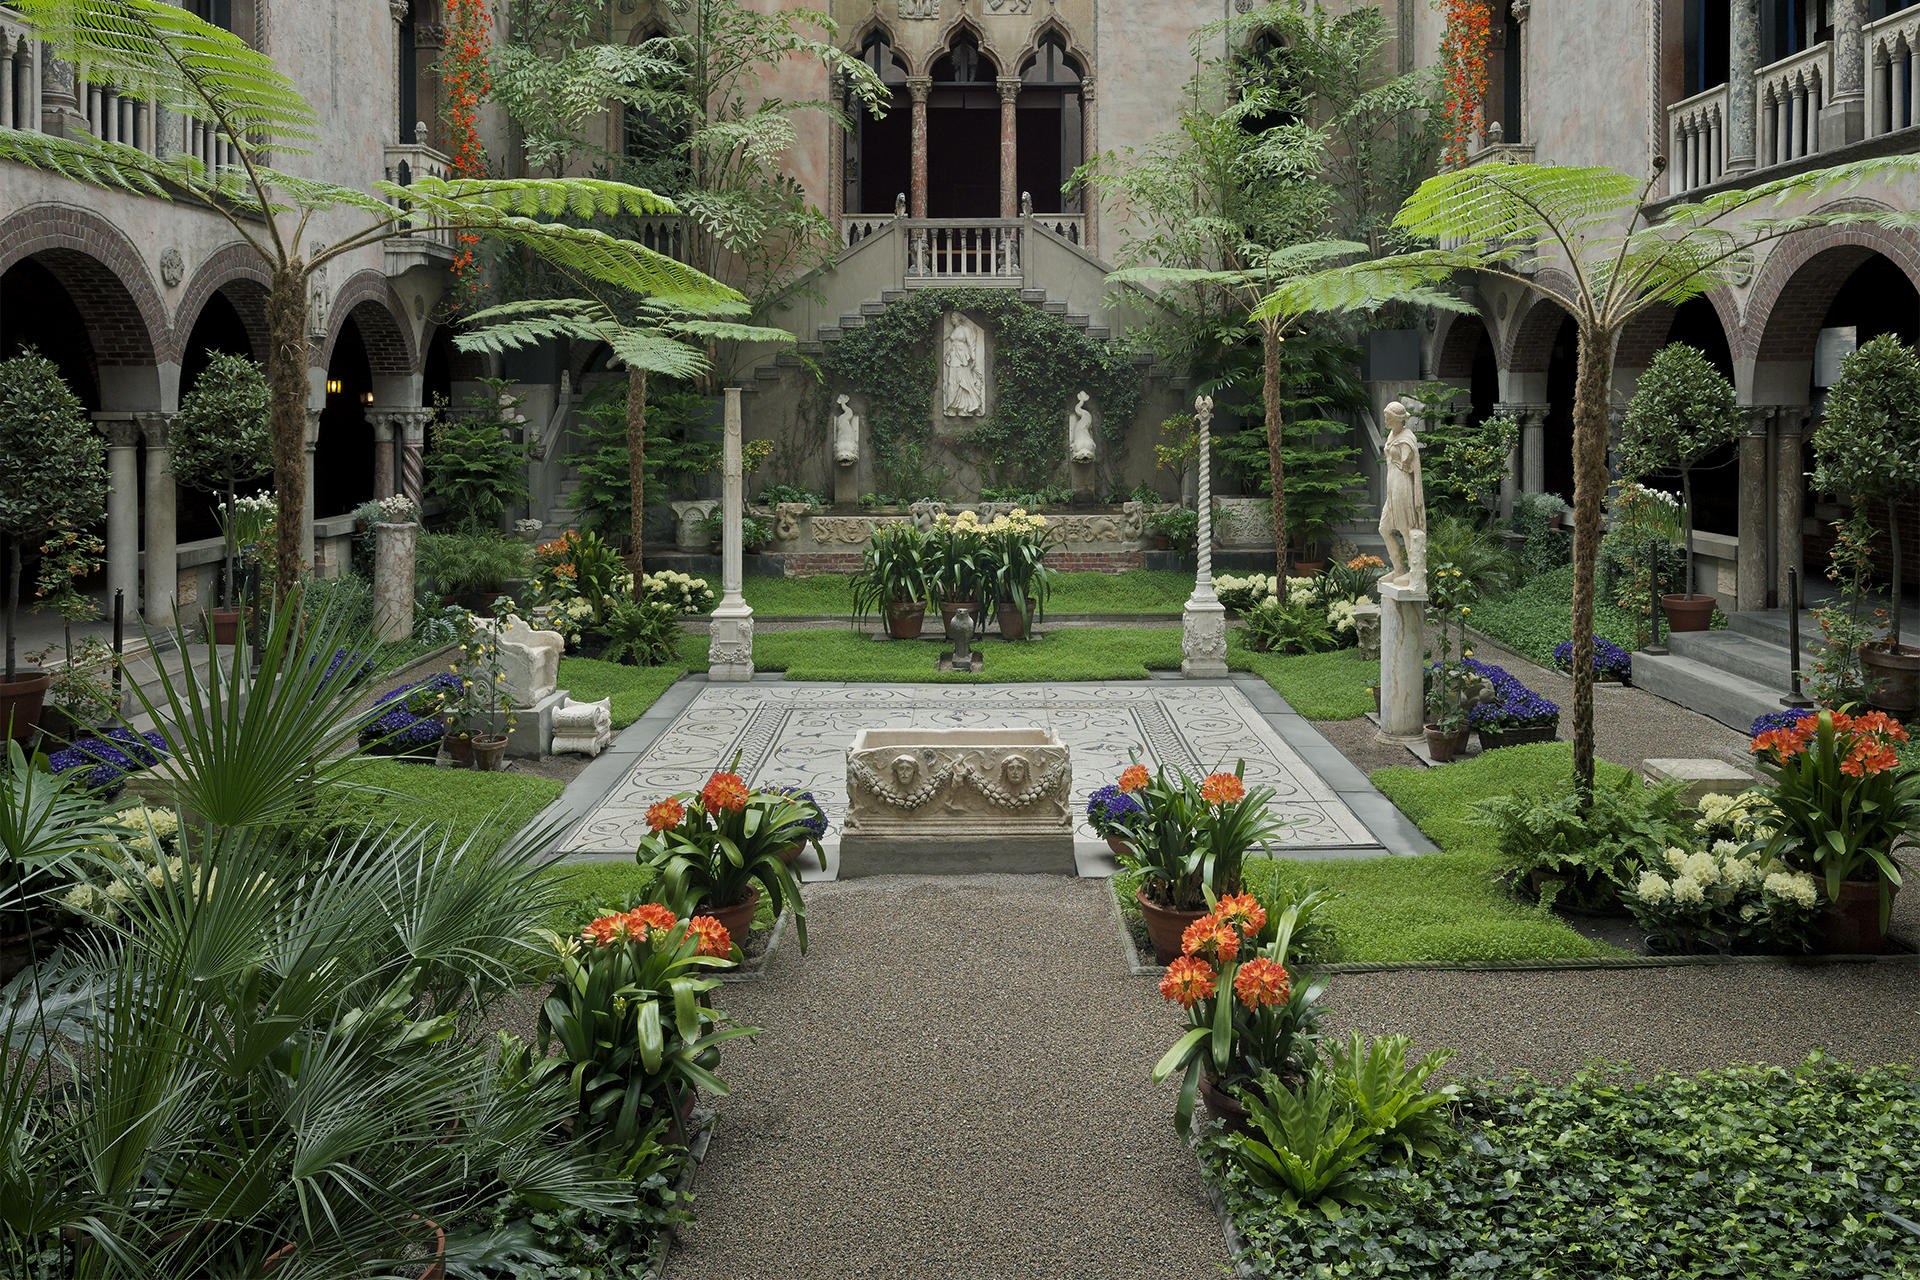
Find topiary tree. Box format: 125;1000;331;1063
171;351;272;608
0;349;108;679
1812;333;1920;650
1619;343;1740;601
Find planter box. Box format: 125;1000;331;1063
1477;723;1560;752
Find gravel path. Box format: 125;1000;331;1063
662;875;1225;1280
1320;961;1920;1079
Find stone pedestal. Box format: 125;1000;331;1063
833;462;858;509
371;521;417;642
506;688;568;759
1377;580;1428;741
709;387;755;681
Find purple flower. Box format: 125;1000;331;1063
1553;638;1632;679
771;786;829;840
1086;783;1144;837
358;673;455;753
1750;708;1815;739
47;729;169;791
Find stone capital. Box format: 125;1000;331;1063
996;76;1023;104
93;413;144;450
906;76;932;104
136;412;172;449
304;408;323;445
1742;406;1775;437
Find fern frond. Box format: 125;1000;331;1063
408;176;679;221
1395;164;1642;253
1254;249;1484;323
17;0;316;151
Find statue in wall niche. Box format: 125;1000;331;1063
1067;391;1096;463
834;394;862;466
943;314;988;418
1377;400;1428;589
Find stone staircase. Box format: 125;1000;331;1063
538;471;584;542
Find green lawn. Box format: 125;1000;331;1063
1236;648;1375;720
348;759;566;850
556;657;690;727
1120;743;1622;965
740;571;1192;617
1470;563;1650;664
536;861;660;937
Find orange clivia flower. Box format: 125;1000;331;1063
1181;915;1241;965
581;912;632;947
687;915;732;958
700;773;750;813
646;797;686;833
1200;772;1246;806
1212;893;1268;937
1234;958;1292;1009
1118;764;1151;793
1159;956;1218;1008
631;903;677;934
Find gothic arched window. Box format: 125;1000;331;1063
1018;33;1084;215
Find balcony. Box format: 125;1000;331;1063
1668;84;1729;195
1757;41;1832;166
837;213;1088;285
381;141;455;275
1867;7;1920;136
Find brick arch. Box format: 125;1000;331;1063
1743;202;1920;363
0;203;167;367
1434;312;1494;380
1501;282;1577;375
168;244;273;366
919;13;1004;78
320;270;417;376
1613;287;1741;370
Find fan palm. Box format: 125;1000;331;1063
0;0;743;597
1262;155;1920;799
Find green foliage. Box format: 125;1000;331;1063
562;379;716;541
1215;334;1367;548
1507;491;1572;579
169;351;272;499
1241;596;1338;655
1813;333;1920;646
1146;507;1199;548
598;598;684;667
850;521;930;624
1216;1056;1920;1280
296;572;375;635
757;481;824;508
738;570;1192;617
424;384;534;532
1470;772;1688;909
1423;515;1517;597
536;861;663;939
821;288;1142;492
416;532;532;600
1621;343;1740;596
1408;386;1517;525
1469;564;1647;664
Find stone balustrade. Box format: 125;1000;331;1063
1758;41;1832;166
1668;83;1730;194
1867;8;1920;138
903;218;1024;281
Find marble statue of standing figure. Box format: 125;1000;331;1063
1378;400;1427;589
944;315;987;418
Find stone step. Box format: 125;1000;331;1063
816;327;842;342
880;289;908;304
1631;651;1789;735
1086;325;1110;340
1041;301;1068;316
859;300;888;316
838;314;866;330
1020;288;1048;303
1728;608;1826;649
1664;629;1797;686
1065;313;1089;328
798;341;826;356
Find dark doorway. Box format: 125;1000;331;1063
852;31;911;214
1;258;99;408
1017;34;1082;214
1543;316;1579;502
317;316;376;519
928;34;999;217
1469;326;1498;425
1667;297;1740;535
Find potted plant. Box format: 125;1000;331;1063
0;350;108;743
1111;761;1299;963
28;635;119;745
1145;506;1199;560
850;521;930;639
698;508;773;555
1423;563;1476;761
209;493;277;644
172;351;273;639
982;508;1056;641
1553;637;1633;685
764;785;828;865
1466;658;1560;751
1150;891;1330;1139
1751;709;1920;954
927;510;990;639
1620;344;1740;633
1086;776;1146;857
538;901;758;1149
461;607;516;771
1812;333;1920;712
637;764;812;951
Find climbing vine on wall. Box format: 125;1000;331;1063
822;288;1143;494
1438;0;1491;167
441;0;492;310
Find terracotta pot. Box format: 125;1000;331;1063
1424;725;1470;762
444;732;474;768
1136;885;1207;965
1107;834;1131;859
666;1084;701;1147
885;601;926;640
470;734;508;772
939;600;981;640
205;605;247;646
1199;1072;1254;1136
35;705;102;747
1860;643;1920;715
1549;512;1563;530
995;597;1037;641
1818;878;1896;955
700;883;761;943
0;670;51;745
1477;723;1559;752
774;842;805;866
1292;559;1326;576
1660;593;1716;633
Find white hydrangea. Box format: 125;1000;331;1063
1328;599;1357;636
1763;871;1819;908
1663;847;1689;873
1718;856;1758;891
1636;871;1673;904
103;878;134;903
1671;876;1706;906
1680;851;1720;887
60;883;97;913
1710;839;1742;860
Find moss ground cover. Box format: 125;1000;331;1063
1469;563;1646;664
1115;744;1623;964
740;570;1193;616
1237;648;1375;721
1217;1056;1920;1279
351;759;565;848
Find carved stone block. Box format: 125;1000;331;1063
840;728;1074;873
551;695;614;757
1352;601;1382;662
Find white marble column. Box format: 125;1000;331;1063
708;387;755;681
96;415;143;613
139;413;176;618
371;520;417;641
1181;395;1228;678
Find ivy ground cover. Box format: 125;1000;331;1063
1216;1055;1920;1279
